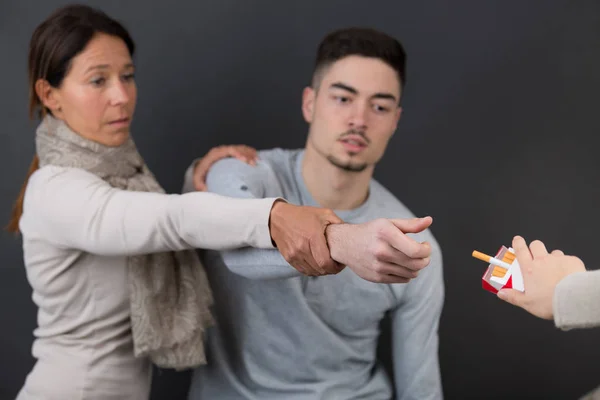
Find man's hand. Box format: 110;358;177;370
269;201;345;276
193;145;258;191
497;235;586;319
326;217;433;284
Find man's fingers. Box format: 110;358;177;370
389;216;433;234
551;249;565;256
372;261;420;279
376;243;431;271
351;266;410;284
512;235;533;265
529;240;548;258
497;288;526;307
384;227;431;259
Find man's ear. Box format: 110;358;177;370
302;86;316;124
392;106;403;132
35;79;62;115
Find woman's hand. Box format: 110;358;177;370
497;236;586;319
193;145;258;191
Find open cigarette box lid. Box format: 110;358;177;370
482;246;525;294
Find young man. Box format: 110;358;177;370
183;27;444;399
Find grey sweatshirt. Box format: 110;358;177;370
183;148;445;400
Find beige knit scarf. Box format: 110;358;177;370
35;115;213;370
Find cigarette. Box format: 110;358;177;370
472;250;513;270
492;266;508;277
503;252;516;261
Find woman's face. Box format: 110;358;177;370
38;33;137;147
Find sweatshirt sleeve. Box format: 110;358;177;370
182;157;302;280
390;238;444;400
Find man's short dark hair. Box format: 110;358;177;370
311;27;407;92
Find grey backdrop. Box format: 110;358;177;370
1;0;599;399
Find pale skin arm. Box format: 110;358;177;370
497;235;586;319
326;217;434;283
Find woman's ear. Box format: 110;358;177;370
35;79;62;115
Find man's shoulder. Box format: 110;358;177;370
208;147;300;179
205;148;302;198
257;147;302;168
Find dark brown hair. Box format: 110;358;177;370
311;27;407;92
7;4;135;233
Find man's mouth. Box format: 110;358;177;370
339;135;368;152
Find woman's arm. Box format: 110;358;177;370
21;166;276;255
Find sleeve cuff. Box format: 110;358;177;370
249;197;287;249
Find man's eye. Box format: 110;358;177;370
373;104;389;113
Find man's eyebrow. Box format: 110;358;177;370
330;82;358;94
372;92;397;102
330;82;397;102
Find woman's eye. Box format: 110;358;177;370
90;77;106;86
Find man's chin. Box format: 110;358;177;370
326;155;368;173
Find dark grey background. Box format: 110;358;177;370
1;0;599;399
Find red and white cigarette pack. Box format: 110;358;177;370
482;246;525;294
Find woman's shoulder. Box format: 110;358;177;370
28;165;102;189
24;165;107;210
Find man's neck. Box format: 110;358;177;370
301;144;373;210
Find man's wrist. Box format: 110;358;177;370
325;223;351;265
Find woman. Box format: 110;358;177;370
11;4;343;399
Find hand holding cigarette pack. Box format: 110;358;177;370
472;246;525;294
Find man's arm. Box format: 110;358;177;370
184;158;435;283
390;238;444;400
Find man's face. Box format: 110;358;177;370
302;55;402;172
